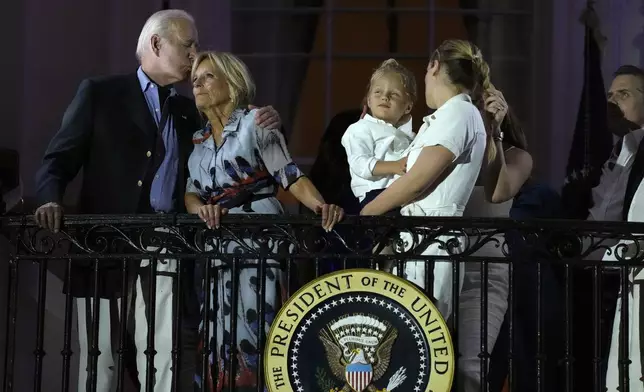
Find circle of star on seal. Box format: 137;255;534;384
289;294;429;392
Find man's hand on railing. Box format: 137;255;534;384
198;204;229;230
314;204;344;232
34;201;63;233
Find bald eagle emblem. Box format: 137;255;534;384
319;314;407;392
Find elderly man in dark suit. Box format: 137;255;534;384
34;9;281;392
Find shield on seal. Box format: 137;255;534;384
345;363;373;392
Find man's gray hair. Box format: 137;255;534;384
136;9;195;60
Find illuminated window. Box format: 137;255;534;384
232;0;537;173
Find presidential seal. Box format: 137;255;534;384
265;269;454;392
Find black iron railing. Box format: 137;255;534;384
0;214;643;392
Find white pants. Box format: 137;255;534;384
133;255;177;391
456;261;509;392
458;190;512;392
76;252;177;392
392;232;466;320
395;205;468;319
76;298;120;392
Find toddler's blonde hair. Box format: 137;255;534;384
363;58;418;107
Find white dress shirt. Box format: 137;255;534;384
341;114;414;201
400;93;486;217
588;128;644;221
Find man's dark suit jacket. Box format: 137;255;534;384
35;73;201;307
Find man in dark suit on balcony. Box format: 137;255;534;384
33;9;281;392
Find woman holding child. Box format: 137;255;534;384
359;39;489;321
354;39;532;391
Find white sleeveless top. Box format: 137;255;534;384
463;186;513;218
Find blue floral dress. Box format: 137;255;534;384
186;108;304;391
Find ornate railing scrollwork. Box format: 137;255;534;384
1;214;644;267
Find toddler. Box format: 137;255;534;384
341;58;417;211
341;59;417;270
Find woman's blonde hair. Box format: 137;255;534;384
430;39;491;106
191;51;256;109
363;58;418;106
430;40;498;161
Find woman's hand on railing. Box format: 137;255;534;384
314;204;344;232
197;204;229;230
